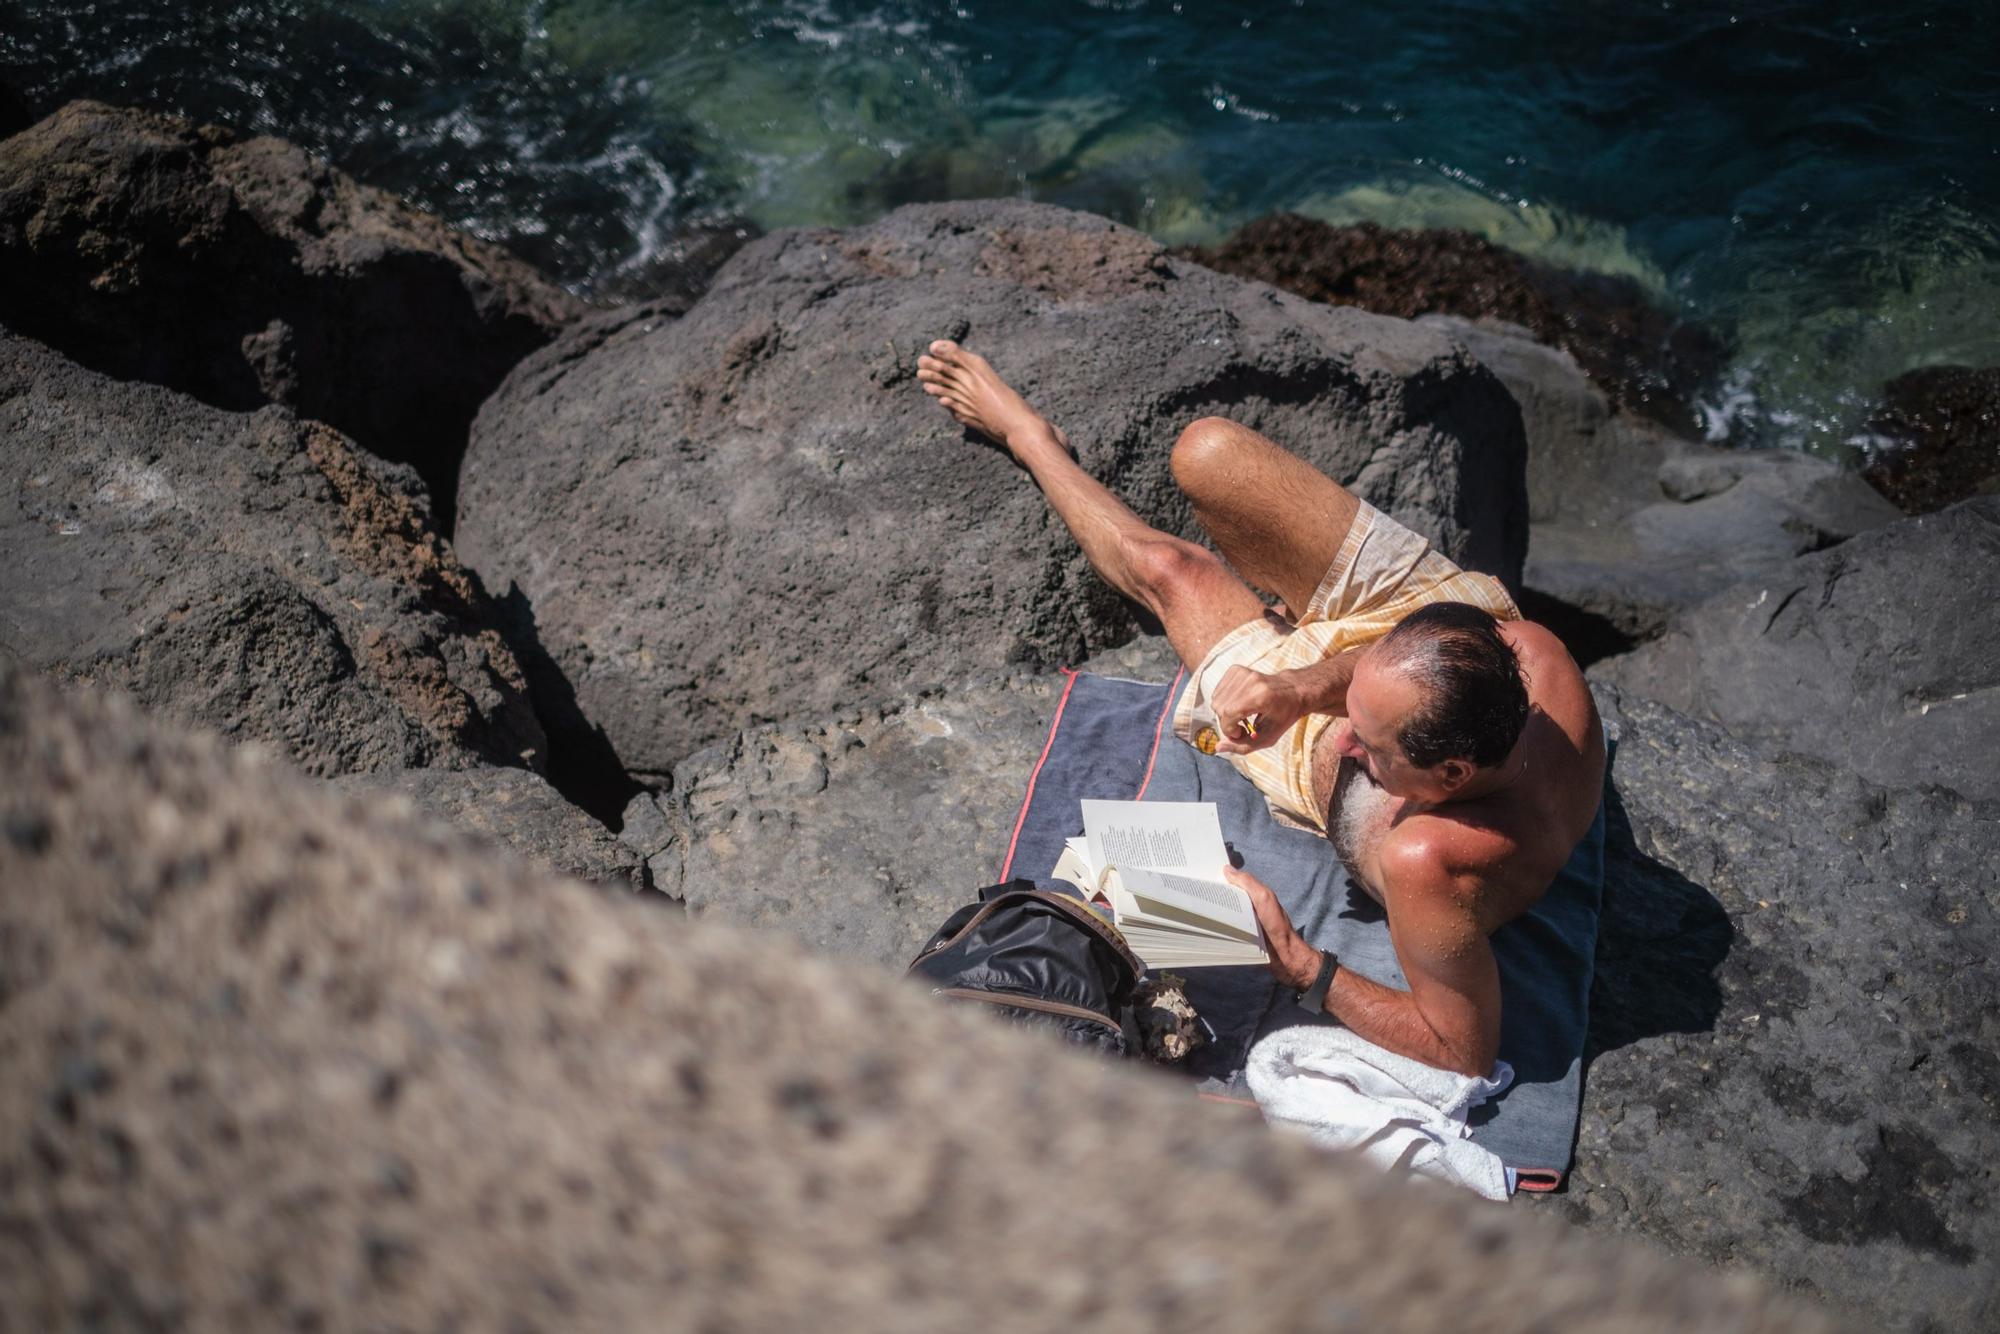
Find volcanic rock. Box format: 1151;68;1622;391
0;100;583;514
1860;364;2000;515
458;199;1531;780
0;329;544;776
336;766;655;893
1420;316;1900;651
1178;214;1725;435
1572;685;1999;1329
620;638;1174;960
1591;497;2000;802
626;678;1055;961
0;667;1824;1332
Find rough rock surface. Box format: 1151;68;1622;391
1179;214;1725;435
1421;316;1901;648
0;100;583;512
459;199;1530;779
336;766;655;893
1861;364;2000;516
1566;686;1999;1330
620;640;1173;962
1592;498;2000;803
621;639;1998;1328
0;669;1823;1333
0;329;544;776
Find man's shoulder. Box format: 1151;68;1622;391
1377;814;1514;905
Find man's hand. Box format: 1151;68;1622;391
1210;666;1308;755
1225;865;1321;990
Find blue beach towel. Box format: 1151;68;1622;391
999;668;1605;1190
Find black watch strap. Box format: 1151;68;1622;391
1295;949;1338;1014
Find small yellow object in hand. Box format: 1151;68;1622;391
1239;713;1260;740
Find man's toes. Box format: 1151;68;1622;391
928;339;962;359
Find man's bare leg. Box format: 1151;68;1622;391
1170;417;1365;615
917;340;1264;669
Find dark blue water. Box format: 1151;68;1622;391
5;0;1996;452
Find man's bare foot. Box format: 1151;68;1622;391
915;340;1069;464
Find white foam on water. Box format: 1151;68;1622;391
1698;197;2000;457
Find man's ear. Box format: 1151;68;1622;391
1435;757;1476;792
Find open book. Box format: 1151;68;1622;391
1049;799;1268;968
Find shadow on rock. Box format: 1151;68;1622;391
493;584;642;828
1514;587;1639;669
1584;759;1732;1066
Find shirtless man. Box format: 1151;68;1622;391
917;339;1605;1077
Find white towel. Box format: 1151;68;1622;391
1245;1025;1515;1200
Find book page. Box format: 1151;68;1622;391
1080;800;1229;880
1113;864;1261;942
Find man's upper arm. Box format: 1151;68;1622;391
1382;843;1503;1075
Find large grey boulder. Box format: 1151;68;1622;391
1420;317;1901;647
0;329;544;776
0;669;1822;1333
336;766;655;894
1592;498;2000;802
458;199;1530;781
1570;685;1999;1329
0;100;584;511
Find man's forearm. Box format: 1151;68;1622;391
1321;965;1492;1077
1279;649;1361;715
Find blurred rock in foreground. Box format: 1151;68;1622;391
337;765;658;895
0;668;1823;1333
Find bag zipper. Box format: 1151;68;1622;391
933;986;1125;1035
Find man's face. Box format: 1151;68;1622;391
1331;649;1461;803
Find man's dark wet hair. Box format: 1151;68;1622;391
1373;602;1530;769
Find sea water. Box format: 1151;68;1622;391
5;0;1995;456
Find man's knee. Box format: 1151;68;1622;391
1120;531;1216;616
1171;416;1251;500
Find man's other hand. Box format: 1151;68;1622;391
1225;865;1320;990
1211;666;1307;754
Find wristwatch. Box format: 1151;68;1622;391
1295;949;1338;1015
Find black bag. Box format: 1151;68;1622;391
906;879;1145;1057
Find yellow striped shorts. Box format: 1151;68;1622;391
1169;501;1520;831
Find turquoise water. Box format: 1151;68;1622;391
5;0;1997;453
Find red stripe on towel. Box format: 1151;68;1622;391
1134;666;1185;800
999;668;1079;882
1511;1168;1564;1193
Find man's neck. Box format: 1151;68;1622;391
1446;743;1531;805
